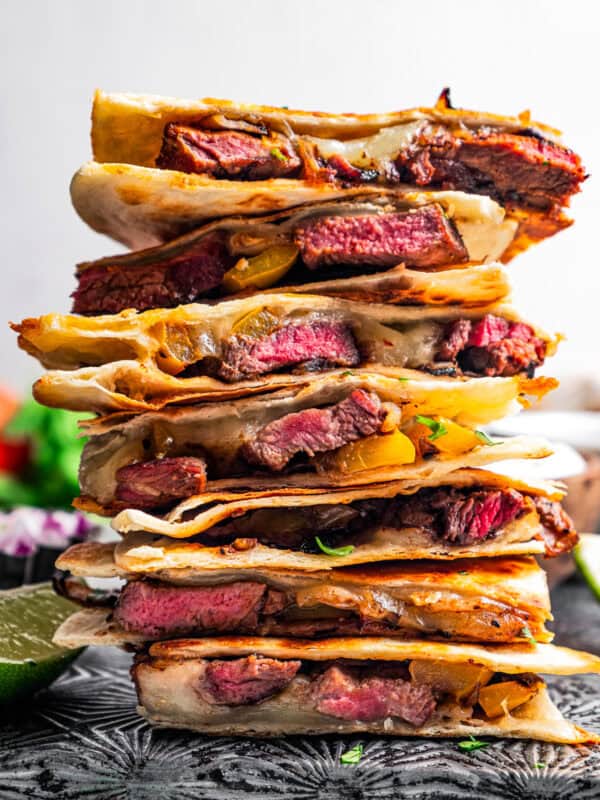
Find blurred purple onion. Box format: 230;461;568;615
0;507;95;557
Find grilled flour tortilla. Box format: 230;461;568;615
73;371;554;514
52;620;600;742
71;200;514;314
71;90;582;251
54;555;552;645
14;293;558;407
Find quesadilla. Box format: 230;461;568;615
54;553;553;645
54;625;600;742
70;201;514;315
101;466;576;570
71;90;584;251
72;372;554;514
14;293;558;401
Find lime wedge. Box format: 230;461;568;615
0;582;82;705
574;533;600;602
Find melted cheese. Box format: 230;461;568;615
305;121;424;169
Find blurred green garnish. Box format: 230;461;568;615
0;397;91;510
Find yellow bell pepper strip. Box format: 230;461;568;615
327;428;416;474
222;244;299;293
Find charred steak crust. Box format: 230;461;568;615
294;205;468;269
199;655;301;705
156;124;301;180
218;320;360;382
242;389;386;471
533;497;578;556
71;233;233;315
115;456;207;509
437;314;546;377
313;665;436;726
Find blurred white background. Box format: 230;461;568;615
1;0;599;392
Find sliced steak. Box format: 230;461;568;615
242;389;386;471
113;580;288;637
200;655;301;705
386;486;525;545
313;665;436;725
431;488;525;544
533;497;579;557
218;320;360;382
156;124;301;179
294;205;468;269
115;456;207;509
72;233;232;315
437;314;547;377
397;129;585;209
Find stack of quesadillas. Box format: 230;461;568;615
13;90;600;742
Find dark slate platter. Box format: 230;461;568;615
1;577;599;800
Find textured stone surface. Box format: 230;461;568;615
0;577;599;799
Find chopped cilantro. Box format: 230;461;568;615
534;761;547;769
415;415;447;441
475;430;501;446
458;735;490;752
282;105;289;109
340;744;363;764
397;377;409;382
542;160;550;166
520;625;536;645
458;570;469;575
270;147;287;161
341;371;355;378
315;536;354;557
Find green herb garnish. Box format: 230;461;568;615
415;415;447;441
458;735;490;752
534;761;547;769
270;147;287;161
475;430;501;446
340;744;363;764
542;160;550;166
397;377;409;382
341;371;355;378
520;625;536;645
458;570;469;575
315;536;355;557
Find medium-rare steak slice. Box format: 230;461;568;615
242;389;386;471
199;655;301;705
72;233;233;315
436;314;546;377
294;205;468;269
115;456;207;509
313;665;436;725
114;580;287;637
397;129;585;210
390;487;525;545
156;124;301;179
218;320;360;382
